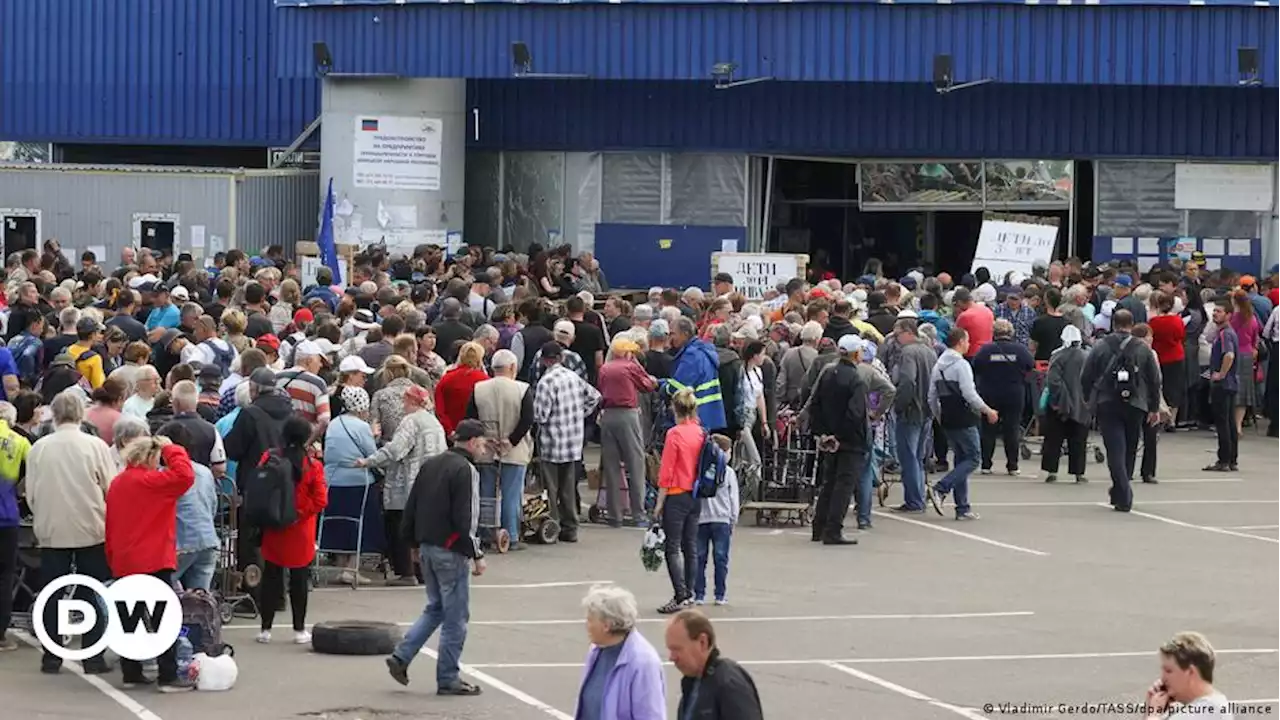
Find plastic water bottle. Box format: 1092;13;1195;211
175;628;194;680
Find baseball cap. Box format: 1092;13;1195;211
900;276;918;291
553;320;575;338
649;319;670;338
540;340;564;359
453;419;487;443
293;340;322;359
1190;251;1206;266
255;334;281;352
491;349;518;369
1240;275;1257;288
75;317;104;335
1114;275;1132;288
338;355;374;374
294;308;315;325
128;273;159;289
171;286;190;302
837;334;861;354
249;367;276;391
352;309;378;329
897;309;919;319
197;362;223;381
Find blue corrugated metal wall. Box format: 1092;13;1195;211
276;5;1279;86
0;0;317;146
467;80;1279;160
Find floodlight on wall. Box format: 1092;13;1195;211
313;42;333;76
932;54;993;94
711;62;773;90
1238;47;1261;87
509;42;589;79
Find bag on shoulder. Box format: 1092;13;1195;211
693;432;727;499
243;449;297;529
202;340;235;379
1101;335;1137;401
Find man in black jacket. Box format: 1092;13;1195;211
668;610;764;720
822;299;857;343
807;335;870;545
386;419;488;696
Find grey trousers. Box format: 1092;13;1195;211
599;407;647;521
542;461;579;532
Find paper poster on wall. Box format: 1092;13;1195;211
190;225;206;249
59;248;77;267
970;219;1058;279
209;236;225;255
1110;237;1134;255
714;253;799;301
1228;239;1253;257
1137;237;1160;255
1201;238;1225;256
300;255;349;289
1204;257;1222;271
1137;256;1158;273
1166;237;1197;262
352;116;443;191
86;245;107;265
385;206;418;230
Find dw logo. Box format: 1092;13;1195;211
32;574;183;661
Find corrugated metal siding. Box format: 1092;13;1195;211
277;5;1279;86
235;172;322;257
281;0;1278;5
467;80;1279;160
0;0;318;146
0;167;233;262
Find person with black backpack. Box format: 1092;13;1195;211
1079;309;1163;512
928;327;999;522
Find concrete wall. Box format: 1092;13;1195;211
320;78;466;255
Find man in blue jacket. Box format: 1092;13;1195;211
664;317;726;432
302;266;341;314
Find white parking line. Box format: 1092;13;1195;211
1117;506;1280;544
225;610;1034;631
463;647;1279;669
417;647;572;720
970;477;1243;484
1218;525;1279;530
315;580;611;592
15;631;164;720
823;661;988;719
872;511;1050;556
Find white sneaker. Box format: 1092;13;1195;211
255;631;271;644
714;598;729;606
980;468;993;475
693;598;705;606
294;631;312;645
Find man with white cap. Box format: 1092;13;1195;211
806;334;873;545
530;320;588;385
466;349;535;549
274;339;331;433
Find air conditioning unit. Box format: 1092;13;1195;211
267;149;322;168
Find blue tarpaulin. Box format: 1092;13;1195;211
593;224;747;290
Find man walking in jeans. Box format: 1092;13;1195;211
928;328;997;521
1203;300;1239;472
891;323;937;513
386;419;489;696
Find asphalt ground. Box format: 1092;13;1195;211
3;427;1277;720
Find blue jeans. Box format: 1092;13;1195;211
479;463;527;543
393;545;471;688
895;420;926;510
694;522;732;601
937;426;979;515
857;438;876;526
175;547;218;591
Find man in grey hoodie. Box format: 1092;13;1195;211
928;327;998;521
892;323;938;513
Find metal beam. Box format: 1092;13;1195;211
269;115;323;170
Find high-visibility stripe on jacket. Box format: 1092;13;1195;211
665;338;727;430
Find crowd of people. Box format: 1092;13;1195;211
0;236;1272;714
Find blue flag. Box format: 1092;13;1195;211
317;177;342;285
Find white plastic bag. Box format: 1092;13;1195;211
194;652;238;691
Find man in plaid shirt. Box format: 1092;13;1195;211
529;320;588;385
533;341;601;542
994;289;1036;346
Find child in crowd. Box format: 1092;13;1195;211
693;434;740;606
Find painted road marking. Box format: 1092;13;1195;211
315;579;611;592
1116;506;1280;544
16;631;164;720
872;511;1050;556
824;661;988;719
418;646;572;720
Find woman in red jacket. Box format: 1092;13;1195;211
105;434;195;691
434;341;490;436
257;417;328;646
1148;291;1187;430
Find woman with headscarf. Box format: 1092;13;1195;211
322;384;383;586
1040;324;1090;484
355;385;447;586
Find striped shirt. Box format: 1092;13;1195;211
274;368;331;427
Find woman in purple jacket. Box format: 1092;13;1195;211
575;585;668;720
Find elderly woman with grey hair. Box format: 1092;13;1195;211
574;585;666;720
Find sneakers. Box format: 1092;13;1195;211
386;576;418;587
0;635;18;652
980;468;993;475
294;631;312;645
890;504;925;514
657;597;689;614
1141;475;1158;484
438;680;483;696
122;675;154;689
1075;475;1088;484
693;598;706;606
955;512;980;521
1202;463;1232;472
256;631;271;644
386;656;410;686
157;677;196;693
1044;473;1058;484
1007;468;1021;477
856;521;872;531
339;571;372;586
714;598;729;606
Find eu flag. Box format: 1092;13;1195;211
317;177;342;285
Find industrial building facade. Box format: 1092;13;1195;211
1;0;1276;276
